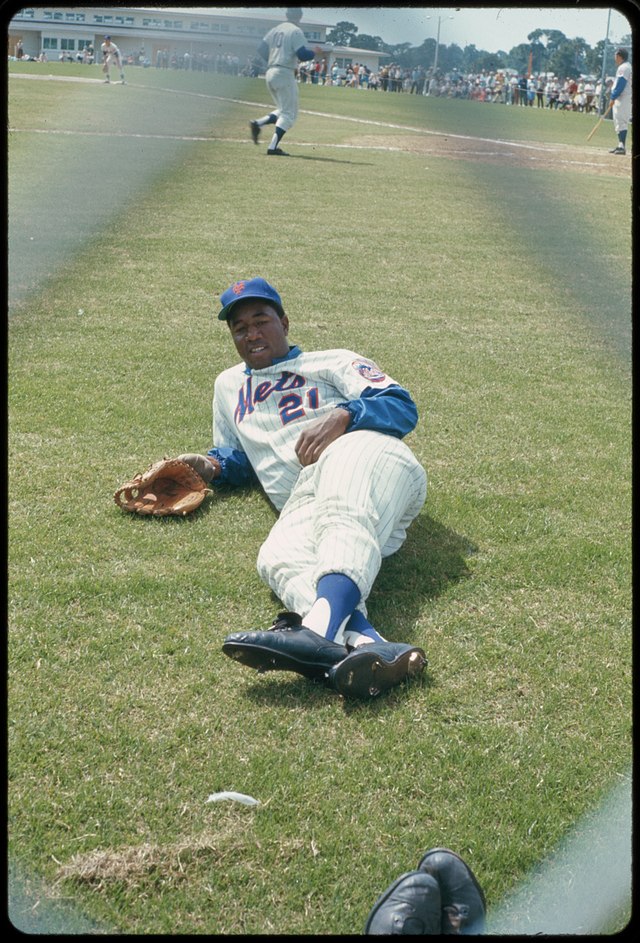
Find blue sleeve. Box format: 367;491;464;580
256;40;269;61
296;45;316;62
611;76;626;99
207;446;258;488
337;385;419;439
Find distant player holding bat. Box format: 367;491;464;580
609;47;631;155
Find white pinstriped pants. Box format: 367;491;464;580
613;96;631;133
265;66;298;130
257;430;427;618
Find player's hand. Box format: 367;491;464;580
176;453;221;482
294;409;351;467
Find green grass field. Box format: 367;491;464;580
8;61;632;934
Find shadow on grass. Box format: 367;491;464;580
367;513;477;637
284;152;373;165
243;666;436;714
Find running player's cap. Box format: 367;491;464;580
104;35;111;39
218;277;285;321
286;8;303;20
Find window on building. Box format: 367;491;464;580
43;37;58;49
61;38;75;50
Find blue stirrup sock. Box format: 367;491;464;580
268;126;286;150
343;610;386;647
303;574;361;641
303;574;385;645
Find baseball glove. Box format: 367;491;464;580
114;458;212;517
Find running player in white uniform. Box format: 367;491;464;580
249;7;316;155
179;278;428;699
609;47;632;155
101;36;125;85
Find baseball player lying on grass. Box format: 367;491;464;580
180;277;428;699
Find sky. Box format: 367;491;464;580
181;5;635;52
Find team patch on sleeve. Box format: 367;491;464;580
351;359;387;383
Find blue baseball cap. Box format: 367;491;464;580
218;277;285;321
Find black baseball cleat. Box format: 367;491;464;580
418;848;486;934
328;642;426;699
365;870;442;935
609;145;626;154
222;612;348;682
267;147;289;156
249;120;260;144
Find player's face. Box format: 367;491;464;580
228;301;290;370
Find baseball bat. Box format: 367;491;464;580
586;101;613;141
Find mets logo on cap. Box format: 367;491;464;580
352;359;386;382
232;281;246;295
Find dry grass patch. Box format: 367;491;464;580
55;829;306;890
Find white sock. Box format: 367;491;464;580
342;630;376;649
303;598;349;641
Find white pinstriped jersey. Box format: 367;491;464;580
213;349;400;511
262;21;307;69
101;41;121;61
613;60;632;104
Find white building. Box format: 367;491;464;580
8;6;387;75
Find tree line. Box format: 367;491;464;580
327;21;632;78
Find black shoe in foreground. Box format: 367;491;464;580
609;145;626;154
250;120;260;144
418;847;486;934
267;147;289;156
222;612;347;682
365;871;442;934
328;642;426;698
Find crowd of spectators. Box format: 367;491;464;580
153;49;244;72
295;61;612;114
421;70;609;112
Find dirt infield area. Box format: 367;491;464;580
349;132;630;178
